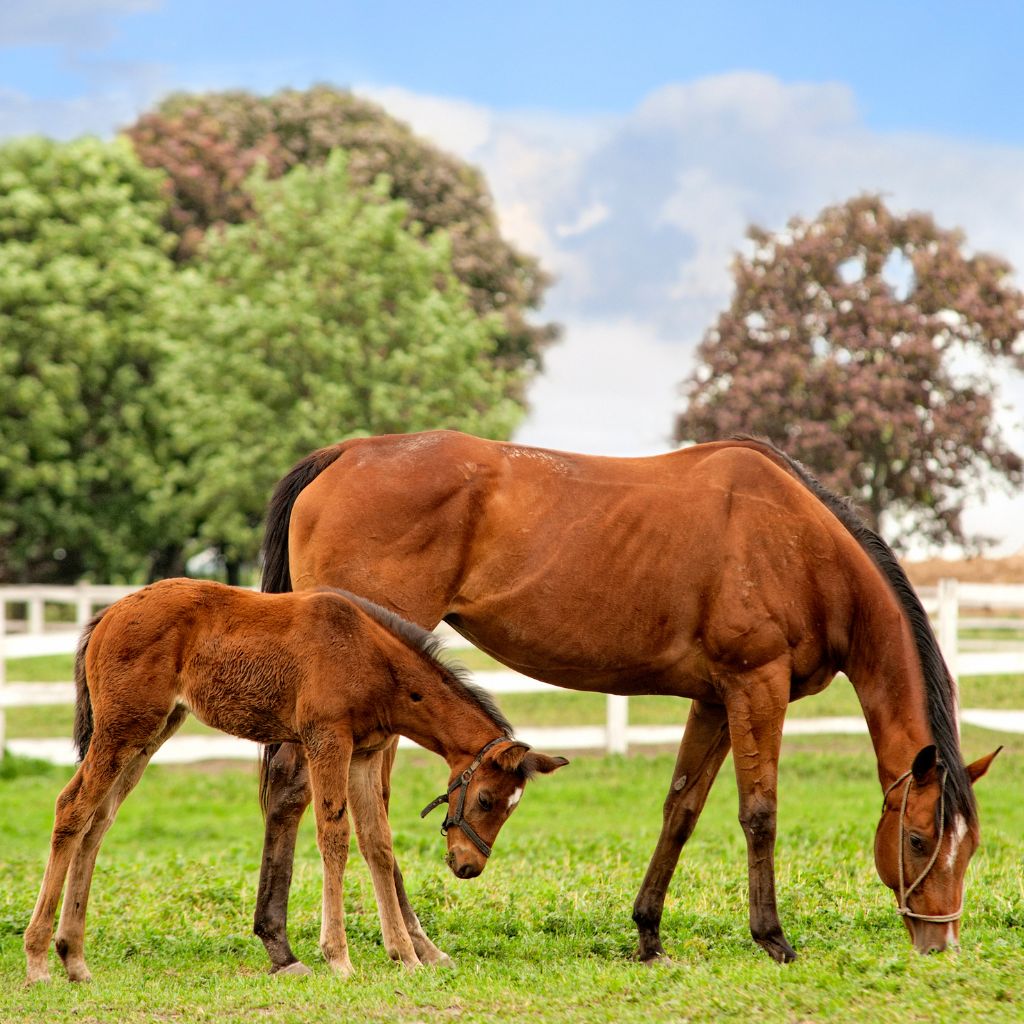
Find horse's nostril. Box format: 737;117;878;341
456;862;479;879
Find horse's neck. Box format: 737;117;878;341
844;579;936;790
394;689;502;771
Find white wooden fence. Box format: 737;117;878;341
2;580;1023;757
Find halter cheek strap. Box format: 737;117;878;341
420;737;513;859
882;765;962;924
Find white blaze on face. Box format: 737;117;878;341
507;787;523;811
945;814;969;869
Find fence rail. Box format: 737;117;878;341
3;580;1023;757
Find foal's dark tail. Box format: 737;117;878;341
259;441;351;816
73;610;107;763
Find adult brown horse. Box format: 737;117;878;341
255;430;999;970
24;579;567;985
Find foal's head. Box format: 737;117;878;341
873;744;1000;953
424;740;568;880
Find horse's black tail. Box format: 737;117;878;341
260;443;350;595
73;610;107;763
259;441;350;816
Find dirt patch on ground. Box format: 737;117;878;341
904;548;1024;586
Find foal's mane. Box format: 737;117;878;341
733;436;976;826
318;588;514;739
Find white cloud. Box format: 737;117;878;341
0;1;160;50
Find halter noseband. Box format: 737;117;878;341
882;764;962;924
420;737;512;858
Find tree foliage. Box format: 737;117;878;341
155;152;523;573
0;137;176;582
675;195;1024;549
124;85;556;382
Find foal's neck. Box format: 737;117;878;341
844;577;937;790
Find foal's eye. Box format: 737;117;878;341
909;834;927;854
478;793;493;812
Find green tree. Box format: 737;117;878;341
675;195;1024;549
125;85;557;385
0;137;176;583
157;152;524;580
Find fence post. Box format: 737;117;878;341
28;595;45;638
76;581;92;630
606;694;629;755
0;597;7;754
936;577;960;733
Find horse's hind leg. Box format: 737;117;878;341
254;742;313;975
633;699;732;962
379;739;452;966
24;739;135;984
723;659;796;963
54;706;188;982
349;752;420;970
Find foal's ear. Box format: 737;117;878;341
520;751;570;777
911;744;938;784
966;746;1002;784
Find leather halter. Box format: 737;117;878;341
420;737;512;858
882;764;963;924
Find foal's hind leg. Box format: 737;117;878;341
633;699;732;962
723;659;796;963
379;739;452;967
54;706;188;982
254;742;313;975
349;753;420;970
24;739;136;984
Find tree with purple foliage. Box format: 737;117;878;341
675;195;1024;550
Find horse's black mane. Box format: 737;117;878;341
317;587;514;739
734;436;976;826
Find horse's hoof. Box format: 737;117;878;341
272;960;312;977
638;951;675;968
431;952;455;969
756;935;797;963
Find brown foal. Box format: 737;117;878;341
253;431;999;968
23;580;567;984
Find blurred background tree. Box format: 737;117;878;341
153;153;523;582
124;85;557;389
0;137;177;583
675;194;1024;549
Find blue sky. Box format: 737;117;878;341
2;1;1023;552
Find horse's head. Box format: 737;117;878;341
422;739;568;880
874;744;1000;953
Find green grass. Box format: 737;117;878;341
1;730;1021;1024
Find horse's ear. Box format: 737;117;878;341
911;744;938;783
966;747;1002;784
493;742;532;773
521;751;569;777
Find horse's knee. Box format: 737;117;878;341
739;800;776;843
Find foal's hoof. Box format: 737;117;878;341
431;951;455;969
272;960;312;977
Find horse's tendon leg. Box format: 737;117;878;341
723;661;796;963
24;741;130;984
254;743;313;975
349;754;421;970
633;700;732;962
379;739;452;967
54;706;187;982
306;735;355;978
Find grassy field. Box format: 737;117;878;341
1;722;1021;1024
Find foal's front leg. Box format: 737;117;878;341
349;755;420;970
723;662;796;963
305;735;356;977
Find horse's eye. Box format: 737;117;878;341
478;793;493;812
909;834;927;854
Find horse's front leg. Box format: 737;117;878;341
723;660;796;963
633;699;732;962
253;742;313;975
349;754;421;970
305;734;355;977
379;739;453;967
